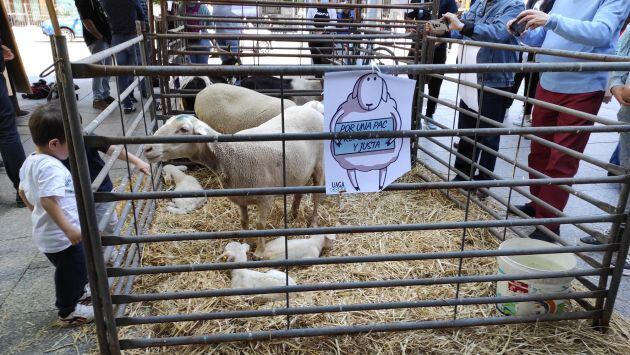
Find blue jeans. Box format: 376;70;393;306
189;38;211;64
0;74;26;191
111;34;139;108
44;243;88;317
610;143;620;166
87;39;111;100
216;38;239;63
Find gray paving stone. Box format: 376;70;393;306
0;268;57;315
0;239;35;278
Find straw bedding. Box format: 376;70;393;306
116;166;630;354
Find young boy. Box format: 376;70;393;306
18;103;93;326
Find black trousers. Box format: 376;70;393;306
308;41;333;78
0;74;26;191
454;88;512;179
407;44;447;117
508;54;539;115
426;45;447;117
44;243;88;317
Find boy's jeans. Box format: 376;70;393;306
44;243;88;317
87;39;111;101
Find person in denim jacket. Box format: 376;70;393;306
432;0;524;187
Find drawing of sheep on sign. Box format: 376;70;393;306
324;71;416;194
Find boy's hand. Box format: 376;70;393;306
136;160;151;175
442;13;463;32
66;227;82;245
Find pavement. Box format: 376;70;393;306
0;26;628;353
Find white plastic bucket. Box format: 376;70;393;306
496;238;577;316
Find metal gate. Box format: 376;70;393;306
45;1;630;353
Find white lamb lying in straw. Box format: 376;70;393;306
259;234;336;260
162;164;206;214
219;242;296;303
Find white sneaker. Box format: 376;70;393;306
514;114;532;127
79;284;91;305
59;304;94;326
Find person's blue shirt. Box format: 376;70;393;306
450;0;525;88
519;0;630;94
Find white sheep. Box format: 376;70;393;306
219;241;296;303
194;83;297;134
260;234;336;260
239;76;322;105
161;164;206;214
143;102;325;255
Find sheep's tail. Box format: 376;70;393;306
303;101;324;115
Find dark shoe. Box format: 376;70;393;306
580;236;602;245
123;105;137;114
15;194;25;208
611;256;630;276
92;100;109;110
476;188;489;199
529;229;559;244
130;95;138;103
104;96;116;104
512;204;535;217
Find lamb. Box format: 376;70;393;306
161;164;206;214
194;83;296;134
239;76;322;105
143;102;325;255
219;241;296;303
259;234;336;260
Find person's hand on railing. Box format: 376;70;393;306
1;45;14;61
424;22;446;36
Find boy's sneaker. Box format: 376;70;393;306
79;284;92;305
59;304;94;326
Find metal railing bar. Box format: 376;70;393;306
83;79;141;134
111;269;607;304
166;0;432;10
115;290;604;326
101;214;621;246
117;311;600;349
70;62;630;79
76;35;143;64
94;175;627;203
107;244;614;277
83;125;630;147
431;74;619;126
428;37;630;62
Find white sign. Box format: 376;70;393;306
324;71;416;194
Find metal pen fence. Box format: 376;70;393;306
45;1;630;354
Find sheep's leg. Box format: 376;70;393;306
240;205;257;247
378;168;388;190
347;169;360;191
309;167;323;227
253;197;273;258
290;194;303;220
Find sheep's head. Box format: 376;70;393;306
143;114;215;163
323;234;336;249
219;242;250;262
162;164;187;184
351;73;388;111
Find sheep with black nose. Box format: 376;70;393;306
143;101;325;256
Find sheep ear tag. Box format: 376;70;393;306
322;71;416;195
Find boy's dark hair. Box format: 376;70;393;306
29;101;66;146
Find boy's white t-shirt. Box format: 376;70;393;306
19;153;80;253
